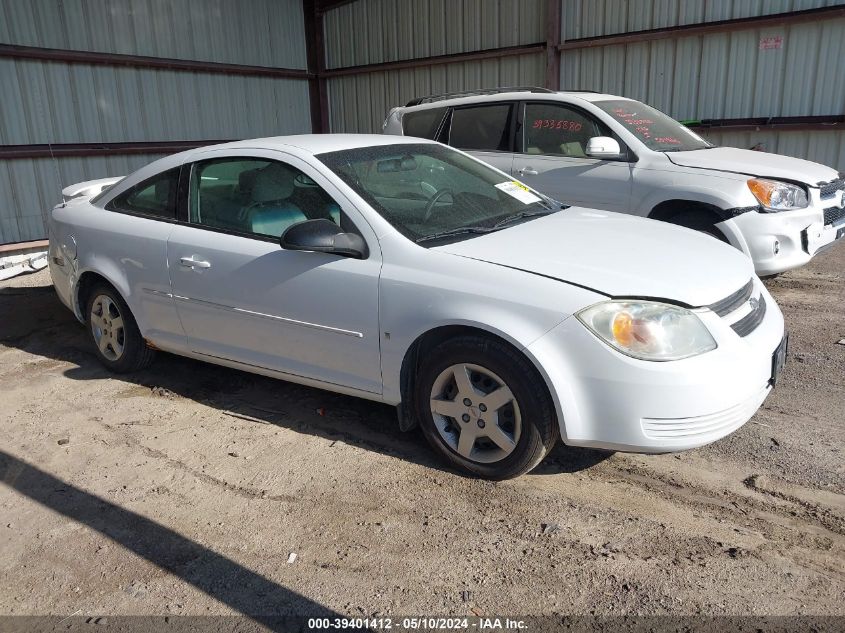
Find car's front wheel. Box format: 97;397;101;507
415;335;558;479
86;283;155;373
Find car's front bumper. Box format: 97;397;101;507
727;204;845;276
526;280;785;453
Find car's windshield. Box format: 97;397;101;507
593;99;713;152
317;143;561;245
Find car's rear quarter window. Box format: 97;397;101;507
448;104;513;152
402;107;447;140
105;168;180;220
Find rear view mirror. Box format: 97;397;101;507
377;155;418;173
280;219;367;259
586;137;623;159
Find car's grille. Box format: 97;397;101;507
819;177;845;200
823;205;845;226
707;279;753;317
731;295;767;337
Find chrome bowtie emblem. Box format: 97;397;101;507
749;296;759;311
839;190;845;209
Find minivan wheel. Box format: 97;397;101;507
669;210;729;243
415;335;558;479
86;283;155;373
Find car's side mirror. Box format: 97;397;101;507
585;136;624;159
280;219;367;259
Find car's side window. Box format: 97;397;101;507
188;158;351;239
106;167;180;219
403;107;447;140
448;104;513;152
522;103;616;158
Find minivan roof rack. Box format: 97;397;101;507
405;86;555;107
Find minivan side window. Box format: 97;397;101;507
106;168;180;219
448;104;513;152
522;103;615;158
188;157;351;239
403;107;447;140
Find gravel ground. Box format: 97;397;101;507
0;244;843;621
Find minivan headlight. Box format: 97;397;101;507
576;301;717;361
747;178;808;211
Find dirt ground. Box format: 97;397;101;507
0;243;843;622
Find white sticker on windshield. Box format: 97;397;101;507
495;181;542;205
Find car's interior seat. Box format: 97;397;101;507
560;141;586;157
524;139;587;157
244;164;307;237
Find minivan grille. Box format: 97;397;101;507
824;206;845;226
820;178;844;200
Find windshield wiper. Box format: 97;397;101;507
415;226;499;244
493;208;557;228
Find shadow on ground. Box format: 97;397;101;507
0;449;339;624
0;280;611;478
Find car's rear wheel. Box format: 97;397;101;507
415;335;558;479
86;283;155;373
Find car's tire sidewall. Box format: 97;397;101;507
85;283;154;373
414;336;558;480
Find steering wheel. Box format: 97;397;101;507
423;188;453;221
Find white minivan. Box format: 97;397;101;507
383;88;845;276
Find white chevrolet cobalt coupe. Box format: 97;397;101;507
49;135;787;479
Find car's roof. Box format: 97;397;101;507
399;91;630;112
209;133;436;155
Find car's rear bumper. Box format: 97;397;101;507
526;281;785;452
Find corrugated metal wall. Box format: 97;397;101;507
324;0;546;133
0;153;169;247
324;0;844;168
0;0;307;68
324;0;544;68
0;60;310;145
328;55;545;133
0;0;310;245
559;3;845;170
559;17;845;120
562;0;843;39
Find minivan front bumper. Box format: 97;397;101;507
728;203;845;276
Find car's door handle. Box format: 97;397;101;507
517;167;538;176
180;256;211;269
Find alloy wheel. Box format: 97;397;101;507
429;363;522;464
90;294;126;361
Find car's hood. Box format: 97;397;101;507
666;147;839;186
434;208;754;307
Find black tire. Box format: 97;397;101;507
85;282;155;373
414;335;558;479
668;210;729;243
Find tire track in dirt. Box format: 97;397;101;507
99;421;299;504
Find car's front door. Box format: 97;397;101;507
512;102;633;212
166;150;383;394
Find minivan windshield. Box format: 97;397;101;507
594;99;713;152
317;143;561;245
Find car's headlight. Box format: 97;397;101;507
576;301;717;361
747;178;808;211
